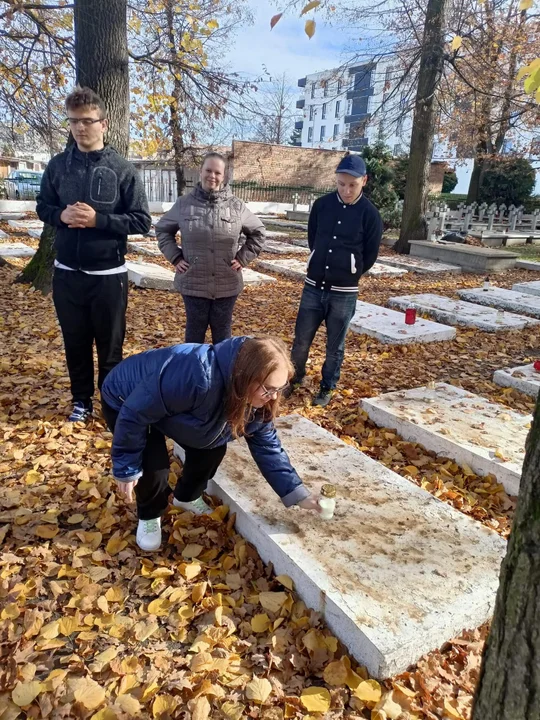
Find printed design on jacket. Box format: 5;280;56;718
90;166;118;205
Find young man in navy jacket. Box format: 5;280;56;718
286;154;383;407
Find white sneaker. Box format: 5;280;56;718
136;517;162;551
172;496;212;515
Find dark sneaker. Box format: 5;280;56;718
283;376;304;399
312;388;333;407
68;401;93;422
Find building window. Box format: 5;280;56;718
335;101;341;118
323;81;328;97
322;103;327;120
333;124;340;140
309;105;314;121
347;99;352;115
308;127;313;143
337;79;343;93
311;83;316;99
320;126;326;142
396;116;403;136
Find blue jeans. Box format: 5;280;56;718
290;285;357;391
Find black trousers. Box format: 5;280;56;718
102;401;227;520
53;269;128;405
182;294;238;344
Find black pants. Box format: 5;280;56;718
182;294;238;344
53;269;128;405
102;401;227;520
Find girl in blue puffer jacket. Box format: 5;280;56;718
100;335;320;551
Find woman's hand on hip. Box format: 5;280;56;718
297;496;322;513
175;259;190;273
115;479;138;503
231;259;242;271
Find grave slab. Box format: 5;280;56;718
264;219;307;231
0;212;24;221
512;280;540;297
263;240;309;255
378;256;462;275
367;263;407;277
388;294;539;332
265;230;290;238
27;229;42;239
256;258;307;279
516;260;540;272
283;237;309;248
0;229;7;239
203;415;506;679
0;242;36;258
493;364;540;398
458;287;540;318
350;301;456;344
127;260;275;290
7;219;44;231
409;241;518;273
126;260;175;290
127;240;162;257
362;384;530;495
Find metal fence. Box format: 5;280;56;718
229;182;334;205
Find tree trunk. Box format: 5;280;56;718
165;0;186;197
394;0;448;255
14;224;56;293
74;0;129;157
16;0;129;294
472;393;540;719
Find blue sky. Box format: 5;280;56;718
225;0;358;84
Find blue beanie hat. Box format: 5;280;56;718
335;154;367;177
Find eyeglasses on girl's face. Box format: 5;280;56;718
259;382;289;398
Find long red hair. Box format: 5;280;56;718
225;336;294;438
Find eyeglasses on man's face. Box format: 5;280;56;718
260;382;289;398
65;117;105;127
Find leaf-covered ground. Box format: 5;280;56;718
1;220;538;719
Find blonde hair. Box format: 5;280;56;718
226;336;293;438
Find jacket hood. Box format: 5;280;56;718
212;336;249;385
192;181;232;205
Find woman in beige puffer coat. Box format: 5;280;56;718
156;152;266;343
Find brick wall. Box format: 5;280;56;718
231;140;347;188
231;140;446;193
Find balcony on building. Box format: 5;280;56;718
295;120;304;130
296;99;305;109
298;77;307;88
342;139;368;150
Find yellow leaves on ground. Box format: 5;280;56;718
152;694;178;717
182;542;204;558
12;681;43;707
251;613;271;633
24;469;42;484
323;658;350;686
275;574;294;590
147;598;172;616
245;677;272;704
34;524;59;539
73;676;106;710
105;532;128;555
353;678;382;704
259;591;288;614
300;686;331;713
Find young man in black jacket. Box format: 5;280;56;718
287;154;383;407
37;87;151;422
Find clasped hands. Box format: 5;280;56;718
60;202;97;228
174;258;242;273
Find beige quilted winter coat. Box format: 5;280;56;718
156;183;266;299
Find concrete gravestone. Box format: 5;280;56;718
206;415;506;678
350;301;456;344
362;384;530;496
493;364;540;398
458;287;540;318
0;243;36;258
388;294;539;332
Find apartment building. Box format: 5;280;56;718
294;58;414;156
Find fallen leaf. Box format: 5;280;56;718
245;677;272;704
152;694;178;718
73;677;106;710
354;679;382;703
300;687;331;713
251;613;271;633
12;680;43;707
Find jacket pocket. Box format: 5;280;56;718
90;167;118;205
307;250;315;269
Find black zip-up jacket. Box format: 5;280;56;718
306;191;383;292
36;145;151;271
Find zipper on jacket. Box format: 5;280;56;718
200;422;227;448
77;152;90;270
97;176;102;197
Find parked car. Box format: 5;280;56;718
4;170;43;200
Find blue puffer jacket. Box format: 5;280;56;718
100;336;310;507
